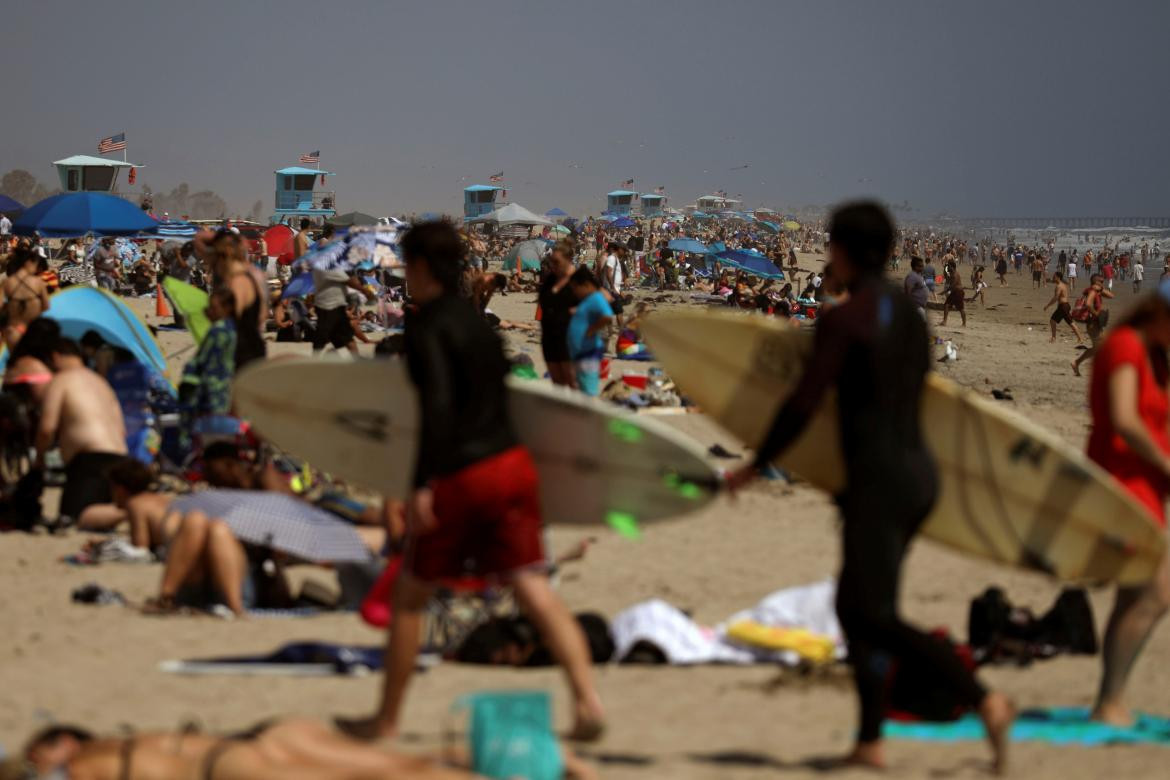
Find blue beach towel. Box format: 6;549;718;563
884;707;1170;747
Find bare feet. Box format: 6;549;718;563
843;740;886;770
567;697;606;742
978;691;1015;775
1090;701;1134;728
1071;360;1081;377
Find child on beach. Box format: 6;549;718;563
566;267;614;397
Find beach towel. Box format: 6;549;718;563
609;579;844;666
884;707;1170;746
160;641;382;677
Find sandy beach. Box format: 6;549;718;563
2;250;1167;779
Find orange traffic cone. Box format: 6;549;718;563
156;283;172;318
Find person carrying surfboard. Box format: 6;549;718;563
727;201;1015;773
342;220;605;743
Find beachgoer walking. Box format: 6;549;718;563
539;241;578;388
1032;253;1046;289
1046;272;1084;344
1134;259;1145;293
903;256;928;317
941;264;967;327
969;266;988;306
727;202;1013;771
1071;274;1113;377
205;229;268;369
1086;281;1170;725
347;221;605;742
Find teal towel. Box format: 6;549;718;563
884;707;1170;746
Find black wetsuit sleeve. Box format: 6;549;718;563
410;324;458;488
753;314;850;469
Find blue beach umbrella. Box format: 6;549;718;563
13;192;158;238
545;207;568;217
0;194;24;213
282;272;316;300
715;248;785;280
667;238;710;255
609;217;636;229
145;219;199;240
300;226;403;273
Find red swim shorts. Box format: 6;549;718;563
407;446;545;581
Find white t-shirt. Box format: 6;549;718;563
604;253;623;293
0;215;10;235
1067;262;1077;278
1134;263;1145;281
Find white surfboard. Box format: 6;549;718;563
641;309;1165;585
232;357;719;528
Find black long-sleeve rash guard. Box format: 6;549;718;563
753;277;937;503
404;294;518;488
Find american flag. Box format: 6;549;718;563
300;150;321;164
98;133;126;154
489;171;504;183
621;178;634;188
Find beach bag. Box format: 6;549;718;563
1070;291;1097;322
446;691;563;780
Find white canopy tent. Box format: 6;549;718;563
468;202;553;227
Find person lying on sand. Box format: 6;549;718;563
7;718;477;780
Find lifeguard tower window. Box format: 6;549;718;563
293;175;317;190
82;167;115;191
471;191;495;203
613;195;632;205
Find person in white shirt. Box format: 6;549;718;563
1066;260;1078;291
1133;261;1145;293
0;213;12;237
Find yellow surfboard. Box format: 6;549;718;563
642;310;1165;585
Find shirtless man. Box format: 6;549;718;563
1043;271;1084;345
294;217;313;259
35;338;128;528
1030;253;1046;289
1;247;50;349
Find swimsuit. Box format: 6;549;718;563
59;452;126;523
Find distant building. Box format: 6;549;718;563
464;185;505;220
691;194;741;214
272;165;336;225
640;193;666;217
606;190;638;217
53;155;140;193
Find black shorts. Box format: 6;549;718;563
1032;270;1042;282
313;306;354;350
1051;302;1072;324
60;451;126;522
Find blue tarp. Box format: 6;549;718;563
14;192;158;238
0;287;173;393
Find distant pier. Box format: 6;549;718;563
962;217;1170;229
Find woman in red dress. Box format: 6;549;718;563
1087;280;1170;724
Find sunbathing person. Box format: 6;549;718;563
107;457;179;552
11;718;477;780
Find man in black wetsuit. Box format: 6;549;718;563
729;202;1014;772
345;221;604;742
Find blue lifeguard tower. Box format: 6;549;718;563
54;155;140;193
640;193;665;218
464;185;504;220
272;166;336;225
606;190;638;217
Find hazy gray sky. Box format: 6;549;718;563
3;0;1167;218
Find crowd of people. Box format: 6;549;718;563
2;203;1170;779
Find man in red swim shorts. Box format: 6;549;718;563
347;221;604;742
